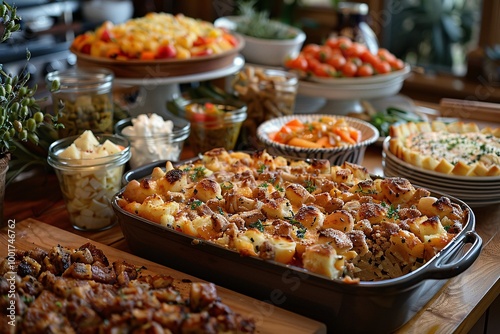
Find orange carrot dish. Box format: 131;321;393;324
270;117;362;148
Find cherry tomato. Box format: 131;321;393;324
389;58;405;71
326;54;347;70
374;60;391;74
313;63;336;77
360;50;380;66
337;36;353;51
285;55;308;72
341;61;358;77
348;57;363;67
343;43;367;58
325;37;339;49
317;45;333;62
307;58;322;72
156;45;177;58
357;64;374;77
302;44;321;57
377;48;397;63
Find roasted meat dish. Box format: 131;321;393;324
0;243;255;333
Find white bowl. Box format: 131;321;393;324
214;16;306;66
298;65;411;101
257;114;379;165
82;0;133;25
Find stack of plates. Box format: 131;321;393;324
382;138;500;208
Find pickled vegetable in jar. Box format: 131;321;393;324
185;102;225;123
184;99;247;154
46;68;114;138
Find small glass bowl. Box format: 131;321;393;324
114;115;190;169
181;98;247;155
47;134;131;231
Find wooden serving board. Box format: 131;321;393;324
0;219;326;334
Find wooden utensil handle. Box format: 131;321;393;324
439;98;500;123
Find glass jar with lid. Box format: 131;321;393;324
46;68;114;138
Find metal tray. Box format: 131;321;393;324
113;158;482;333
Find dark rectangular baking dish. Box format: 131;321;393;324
113;158;482;334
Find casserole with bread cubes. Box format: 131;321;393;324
116;148;472;282
113;148;481;333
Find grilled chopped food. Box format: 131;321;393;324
0;243;255;333
117;148;469;281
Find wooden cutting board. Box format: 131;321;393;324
0;219;326;334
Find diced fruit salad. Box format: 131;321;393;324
71;13;239;60
285;36;405;78
270;117;362;148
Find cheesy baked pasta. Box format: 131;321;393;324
117;148;469;281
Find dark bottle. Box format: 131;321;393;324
335;2;378;53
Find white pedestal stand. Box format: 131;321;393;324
115;55;245;119
296;67;409;115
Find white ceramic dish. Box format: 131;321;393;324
381;137;500;208
382;137;500;183
256;114;379;166
382;166;500;208
383;162;500;197
298;74;407;101
214;16;306;66
307;64;411;85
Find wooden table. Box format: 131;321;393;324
2;144;499;334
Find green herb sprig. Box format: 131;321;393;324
235;0;297;40
1;1;62;185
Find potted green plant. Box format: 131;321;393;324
1;1;60;222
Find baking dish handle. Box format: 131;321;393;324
422;231;482;280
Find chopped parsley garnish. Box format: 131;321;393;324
257;164;266;173
259;182;269;188
190;167;206;181
304;180;316;193
354;183;376;195
249;220;266;232
296;226;307;238
275;184;284;192
220;181;234;190
387;204;399;219
190;200;203;209
285;216;307;239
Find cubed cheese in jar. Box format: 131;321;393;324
48;130;130;231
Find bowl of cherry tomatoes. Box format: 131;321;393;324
256;114;379;165
285;37;410;102
285;36;408;82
